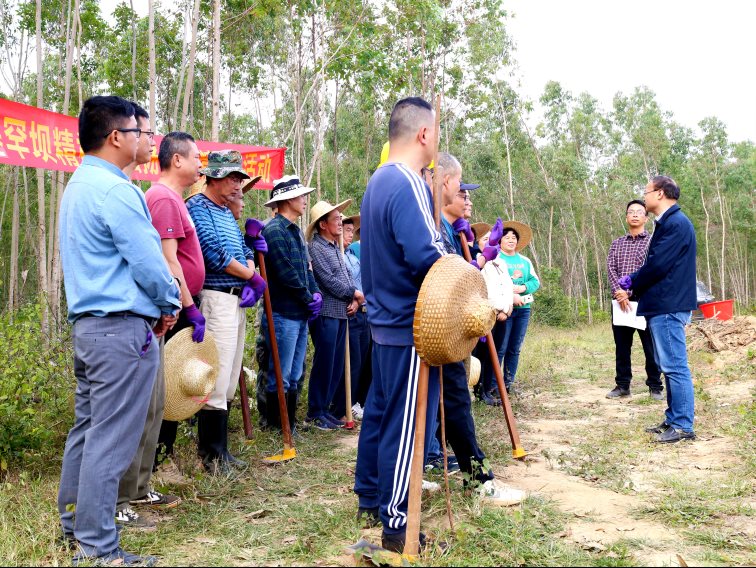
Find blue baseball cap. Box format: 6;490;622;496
460;181;480;190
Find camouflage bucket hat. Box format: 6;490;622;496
200;150;251;179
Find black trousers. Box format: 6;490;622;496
438;361;493;484
612;324;662;391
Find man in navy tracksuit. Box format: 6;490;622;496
354;97;446;552
620;175;698;443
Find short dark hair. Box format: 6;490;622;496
388;97;433;142
503;228;520;241
626;199;646;212
342;218;355;226
132;102;149;122
649;175;680;200
158;131;196;170
78;96;135;153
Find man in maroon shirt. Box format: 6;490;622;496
606;199;663;400
145;132;207;491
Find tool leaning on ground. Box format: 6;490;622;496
458;229;527;460
244;219;296;463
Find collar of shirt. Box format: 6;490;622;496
624;230;649;240
82;154;130;181
313;232;339;248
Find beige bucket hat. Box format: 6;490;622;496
502;220;533;252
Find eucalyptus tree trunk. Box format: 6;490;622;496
210;0;220;141
130;0;137;100
35;0;48;337
180;0;201;131
148;0;156;124
9;172;19;315
713;160;726;298
49;0;79;329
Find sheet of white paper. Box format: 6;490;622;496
612;300;647;330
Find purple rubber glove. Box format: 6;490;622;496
183;304;206;342
239;284;259;308
452;218;474;243
618;275;632;290
244;233;268;255
489;218;504;247
481;244;500;262
245;218;265;237
307;292;323;321
479;335;487;343
249;272;267;297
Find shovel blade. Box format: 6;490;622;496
262;446;297;464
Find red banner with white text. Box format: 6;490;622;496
0;98;285;188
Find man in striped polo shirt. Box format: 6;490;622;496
186;150;267;473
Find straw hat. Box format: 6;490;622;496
502;220;533;252
163;328;220;421
241;175;263;194
413;255;496;366
342;213;360;233
305;199;352;241
471;222;492;241
468;356;481;388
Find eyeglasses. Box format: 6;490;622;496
642;189;660;196
627;209;646;216
455;191;471;202
107;128;155;140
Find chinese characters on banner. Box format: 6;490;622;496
0;98;286;189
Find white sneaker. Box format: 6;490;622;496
480;480;525;506
351;403;364;420
422;479;441;492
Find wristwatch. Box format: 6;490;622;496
173;276;182;289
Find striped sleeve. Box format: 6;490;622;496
392;164;446;279
187;199;231;273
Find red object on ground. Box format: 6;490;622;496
699;300;734;321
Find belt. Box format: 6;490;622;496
78;311;158;325
203;285;243;297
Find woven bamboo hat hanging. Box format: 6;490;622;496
163;328;220;421
414;255;496;366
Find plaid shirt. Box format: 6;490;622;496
262;214;319;319
309;233;356;319
607;231;650;296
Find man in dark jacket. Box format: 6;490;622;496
620;175;697;443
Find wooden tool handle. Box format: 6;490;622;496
256;251;293;450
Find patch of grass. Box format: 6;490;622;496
634;474;755;528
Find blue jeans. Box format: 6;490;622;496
58;316;159;557
261;313;308;393
500;308;532;387
648;311;695;432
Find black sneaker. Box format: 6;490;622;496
357;506;381;528
73;547;157;567
424;456;461;475
606;386;631;399
655;425;696;444
57;531;77;550
644;421;669;434
649;389;664;401
115;507;156;530
130;490;181;510
381;530;427;553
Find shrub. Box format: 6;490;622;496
0;305;73;475
531;267;575;327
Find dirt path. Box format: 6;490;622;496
497;374;754;567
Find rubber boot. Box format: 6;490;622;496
221;405;247;469
286;390;298;436
266;391;282;431
197;409;228;474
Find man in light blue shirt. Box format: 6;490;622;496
57;96;179;567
